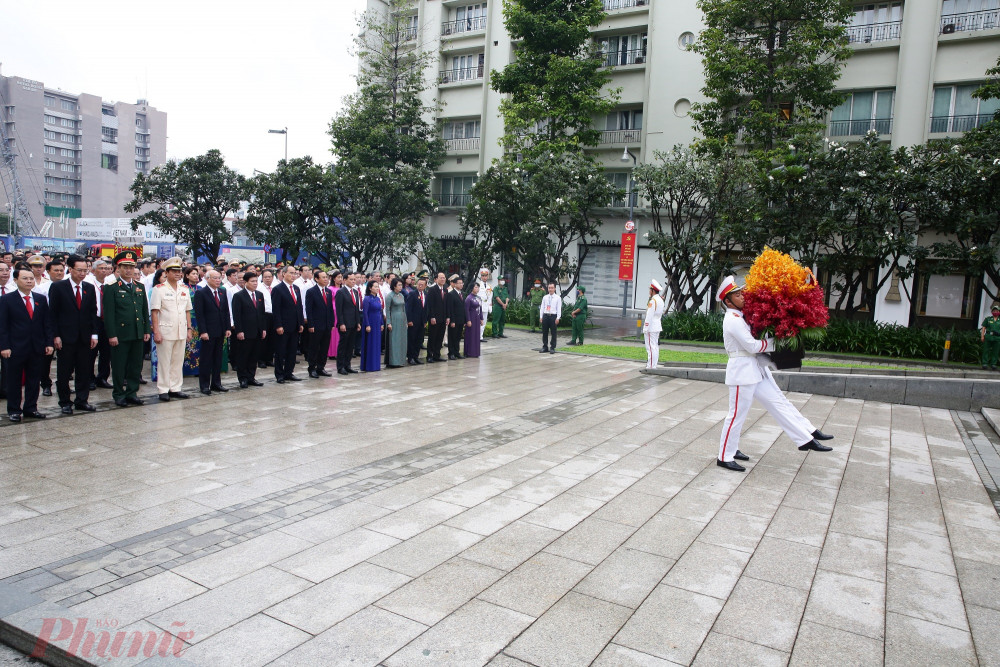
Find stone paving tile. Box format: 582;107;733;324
444;496;538;537
802;570;885;641
886;525;956;576
543;517;637;566
593;643;680;666
713;576;809;653
884;611;978;667
375;557;506;626
368;525;483;578
788;620;882;666
764;506;832;548
574;547;675;609
364;498;467;540
520;492;605;532
70;571;207;627
460;520;563;572
178;614;310;667
663;541;751;601
614;584;724;665
817;531;887;583
885;563;969;631
273;527;400;583
172;531;314;588
693;631;789;666
478;552;593;617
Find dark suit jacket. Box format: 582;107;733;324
0;291;54;356
306;285;335;331
271;281;304;331
193;286;231;338
406;289;427;328
335;285;361;330
426;284;448;322
48;279;97;344
231;289;266;339
446;288;466;324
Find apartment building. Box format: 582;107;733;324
0;69;167;238
374;0;999;326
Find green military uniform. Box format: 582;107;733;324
492;283;509;338
982;308;1000;369
529;283;545;332
569;287;588;345
104;251;151;403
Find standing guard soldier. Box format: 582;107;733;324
568;286;588;346
492;275;509;338
529;280;545;332
104;250;151;407
981;304;1000;370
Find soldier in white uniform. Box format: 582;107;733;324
149;257;193;401
716;276;833;472
476;268;493;343
643;279;665;370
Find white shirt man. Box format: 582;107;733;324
476;269;493;342
293;267;315;321
85;261;112;319
257;270;275;314
715;275;832;472
539;284;562;353
225;273;242;326
643;279;665;370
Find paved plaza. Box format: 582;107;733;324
1;333;999;666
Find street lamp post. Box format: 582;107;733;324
268;127;288;162
621;147;637;318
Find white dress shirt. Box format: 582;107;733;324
225;282;242;325
540;293;562;319
84;274;105;317
257;282;274;314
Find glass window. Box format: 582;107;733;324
60;99;76;111
931;84;1000;132
829;90;894;135
44;96;55;107
598;33;648;66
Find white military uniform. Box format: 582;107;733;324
477;272;493;341
149;277;192;394
643;280;665;369
717;279;817;463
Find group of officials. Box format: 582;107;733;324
0;250;511;422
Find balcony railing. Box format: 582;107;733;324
399;26;417;41
829;118;893;136
601;48;647;67
435;193;473;207
444;137;481;152
439;67;484;84
602;0;648;10
442;16;486;36
609;193;639;209
847;20;902;43
598;129;642;145
930;113;996;133
940;8;1000;33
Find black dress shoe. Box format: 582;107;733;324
287;375;303;382
24;411;47;419
455;354;464;359
448;354;457;360
42;387;52;397
115;398;129;407
61;406;74;415
407;359;417;366
338;370;349;376
798;439;833;452
95;379;114;389
318;369;332;377
549;350;555;354
159;393;171;402
124;397;144;406
499;335;507;338
258;361;267;369
275;379;285;384
347;369;358;374
480;338;487;343
8;414;21;422
309;371;319;379
201;388;213;395
211;385;229;392
89;382;97;391
811;429;834;441
734;450;750;461
248;380;263;387
74;403;97;412
413;359;423;365
539;349;548;353
717;459;746;472
239;381;249;389
169;391;190;399
425;358;435;363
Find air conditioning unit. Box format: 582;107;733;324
634;56;645;64
942;23;956;33
636;0;647;5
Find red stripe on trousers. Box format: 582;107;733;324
722;386;740;461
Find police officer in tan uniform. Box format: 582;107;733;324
150;257;193;402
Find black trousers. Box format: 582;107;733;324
407;323;424;361
233;336;260;382
57;339;93;407
199;335;224;391
308;328;332;372
337;327;357;371
261;313;274;366
6;352;44;415
447;323;464;357
274;328;298;380
427;322;446;360
41;352;53;389
0;356;6;399
92;319;111;382
541;314;557;351
299;326;310;356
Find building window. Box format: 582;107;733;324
914;268;979;319
60;118;77;129
136;118;144;128
601;110;643;144
443;120;482;151
44;96;55;107
443;3;487;35
135;132;149;144
44;160;58;170
437;175;478;206
45;175;55;185
60;164;78;173
940;0;1000;32
60;148;77;158
60;133;77;143
102;154;118;170
44;145;57;155
848;2;903;43
830;90;894;135
605;172;636;207
931;84;1000;132
44;130;57;140
399;14;418;40
44;114;57;125
441;53;485;83
597;33;648;67
60;99;76;112
135;160;148;171
135;147;150;157
102;127;118;143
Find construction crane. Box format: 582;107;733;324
0;102;34;241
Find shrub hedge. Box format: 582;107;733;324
657;311;980;364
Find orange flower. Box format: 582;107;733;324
744;247;816;297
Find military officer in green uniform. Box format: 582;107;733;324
981;304;1000;370
568;286;588;346
492;276;510;338
529;280;545;332
105;250;151;407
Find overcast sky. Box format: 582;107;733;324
5;0;368;176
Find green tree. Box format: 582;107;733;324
125;149;245;262
245;157;333;265
690;0;853;154
634;145;756;313
325;0;445;271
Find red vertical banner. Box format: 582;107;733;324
619;233;636;281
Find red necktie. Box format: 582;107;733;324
250;292;256;307
24;295;33;319
289;285;297;305
214;290;220;307
1;286;5;295
321;289;327;305
76;285;82;309
351;290;357;307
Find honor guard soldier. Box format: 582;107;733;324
643;279;665;369
716;276;834;472
492;275;510;338
568;286;588;346
105;250;151;407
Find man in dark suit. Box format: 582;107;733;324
334;272;362;375
231;270;266;389
0;259;11;400
48;254;98;414
0;265;54;421
305;270;335;378
446;275;467;360
405;275;427;365
192;269;231;395
425;272;449;363
271;265;304;383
